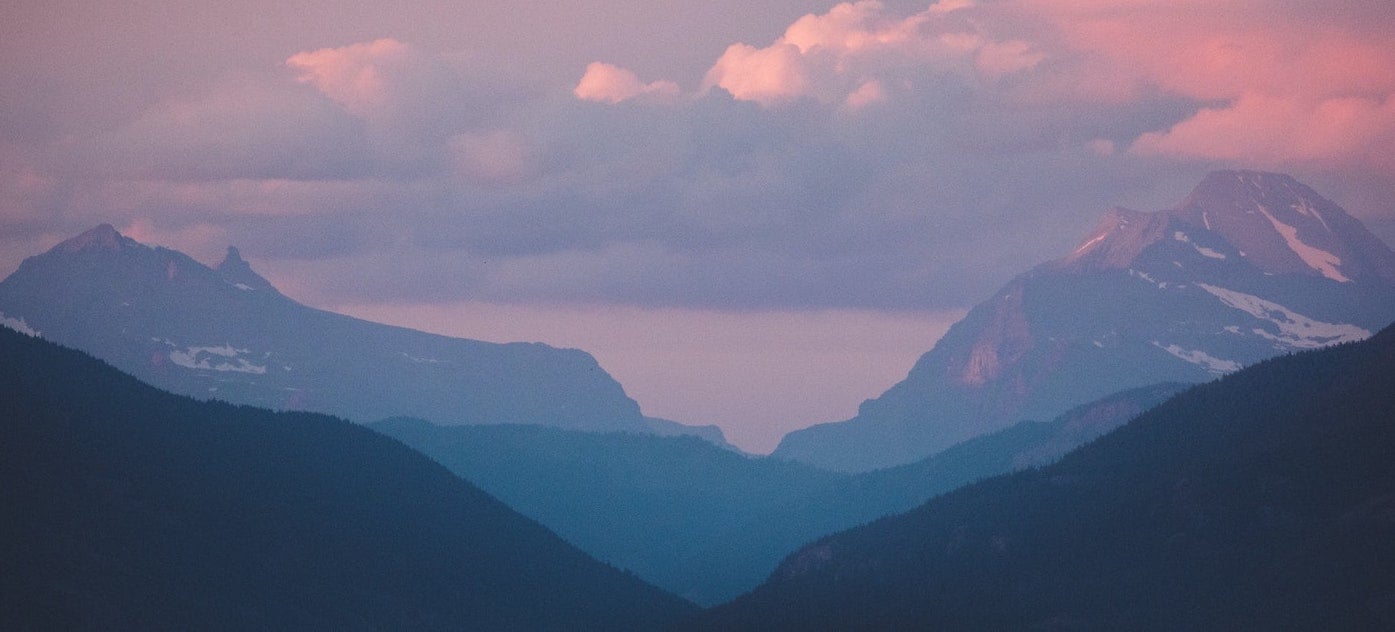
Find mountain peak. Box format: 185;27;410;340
1174;169;1394;283
1193;168;1299;192
56;224;142;255
1176;169;1319;227
1060;170;1395;284
774;170;1395;473
216;246;278;293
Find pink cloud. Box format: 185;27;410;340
703;0;1040;107
61;71;377;183
286;39;415;117
120;217;230;264
977;0;1395;174
91;178;391;223
1132;92;1395;171
975;39;1045;78
0;165;55;223
573;62;680;104
1041;3;1395;102
844;79;886;110
450;130;532;185
1007;1;1394;172
781;0;930;54
703;42;809;105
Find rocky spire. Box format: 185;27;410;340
217;246;279;293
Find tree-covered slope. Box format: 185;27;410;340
0;327;695;631
699;323;1395;630
372;382;1182;606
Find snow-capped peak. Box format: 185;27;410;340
1060;170;1395;285
1174;170;1395;284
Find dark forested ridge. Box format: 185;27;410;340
11;303;1388;631
372;382;1183;606
697;323;1395;630
373;419;843;606
0;327;695;630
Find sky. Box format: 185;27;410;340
3;0;1394;452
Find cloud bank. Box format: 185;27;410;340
3;0;1394;313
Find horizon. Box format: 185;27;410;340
4;0;1394;451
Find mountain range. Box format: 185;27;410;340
0;325;695;630
0;225;723;443
699;322;1395;629
373;380;1184;605
2;171;1383;471
4;168;1393;628
774;170;1395;471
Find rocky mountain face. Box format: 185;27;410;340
0;225;702;437
774;171;1395;472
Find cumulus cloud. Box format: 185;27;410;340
702;0;1042;107
286;39;416;117
38;38;543;189
284;38;533;145
703;42;809;106
1132;93;1395;172
59;72;376;182
844;80;886;110
7;0;1395;449
450;130;534;185
1013;0;1395;172
573;62;680;103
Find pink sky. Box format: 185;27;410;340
3;0;1393;450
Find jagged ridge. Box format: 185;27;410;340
0;226;723;439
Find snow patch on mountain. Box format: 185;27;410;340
167;343;268;374
1128;269;1169;289
1285;183;1333;231
1173;231;1226;260
402;352;446;364
1254;204;1348;282
1198;284;1370;349
0;312;40;337
1151;342;1242;374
